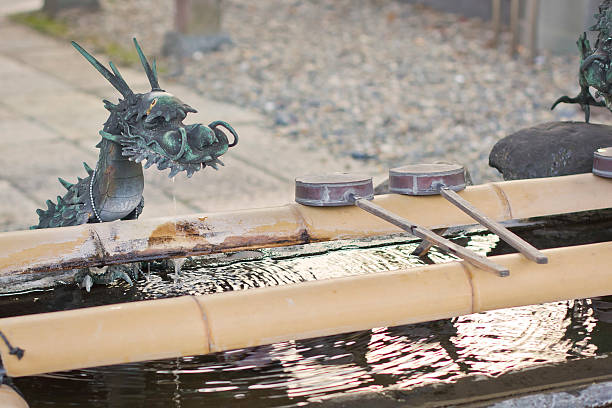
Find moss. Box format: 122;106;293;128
103;41;140;66
8;11;69;37
101;41;168;73
9;10;168;72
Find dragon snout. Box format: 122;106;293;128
146;122;238;176
187;124;218;151
157;125;215;161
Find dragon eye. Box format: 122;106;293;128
146;98;158;115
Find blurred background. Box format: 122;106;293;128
3;4;612;407
0;0;607;231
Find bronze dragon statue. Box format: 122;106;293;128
31;39;238;290
552;0;612;122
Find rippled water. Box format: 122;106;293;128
3;225;612;407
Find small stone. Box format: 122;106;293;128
274;111;295;126
350;151;377;161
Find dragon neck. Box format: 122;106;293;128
91;138;144;222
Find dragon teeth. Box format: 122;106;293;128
186;164;200;178
157;160;169;170
168;166;181;178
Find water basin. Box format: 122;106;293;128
2;216;612;407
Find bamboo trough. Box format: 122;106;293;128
1;173;611;290
1;172;612;380
0;241;611;378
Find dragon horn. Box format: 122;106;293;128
71;41;133;98
133;38;161;91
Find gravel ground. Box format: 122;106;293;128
64;0;611;183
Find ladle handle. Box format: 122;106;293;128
354;198;509;277
439;188;548;264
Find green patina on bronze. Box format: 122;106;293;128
29;39;238;290
33;38;238;230
552;0;612;122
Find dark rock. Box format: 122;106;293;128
489;121;612;180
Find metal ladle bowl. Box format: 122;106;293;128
294;171;510;277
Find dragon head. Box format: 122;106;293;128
73;39;237;178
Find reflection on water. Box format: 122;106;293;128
12;301;609;408
3;230;612;407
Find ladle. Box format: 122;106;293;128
389;163;547;264
593;147;612;178
295;173;509;277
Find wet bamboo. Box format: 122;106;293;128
1;241;612;378
0;173;611;283
0;385;28;408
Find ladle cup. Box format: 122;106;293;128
593;147;612;178
295;173;509;277
388;163;547;264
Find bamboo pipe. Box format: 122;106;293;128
0;385;28;408
1;241;612;378
1;173;611;279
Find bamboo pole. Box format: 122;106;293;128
0;173;611;286
0;173;612;286
1;241;611;378
0;385;28;408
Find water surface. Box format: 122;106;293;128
3;223;612;407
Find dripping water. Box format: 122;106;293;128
172;176;177;219
169;257;187;283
